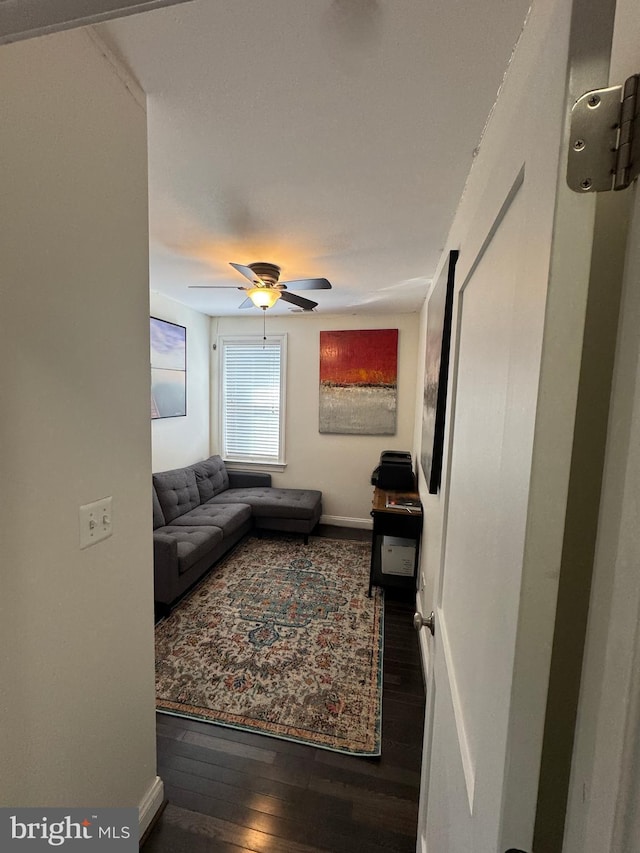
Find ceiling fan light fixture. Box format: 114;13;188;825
248;287;281;309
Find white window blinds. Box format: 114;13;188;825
219;335;286;464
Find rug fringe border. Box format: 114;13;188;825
156;705;382;758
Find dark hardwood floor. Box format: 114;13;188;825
143;526;425;853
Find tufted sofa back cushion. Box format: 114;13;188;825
190;455;229;503
153;466;201;524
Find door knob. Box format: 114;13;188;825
413;611;435;636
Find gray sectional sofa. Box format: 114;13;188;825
152;454;322;609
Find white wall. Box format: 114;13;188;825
212;313;421;524
0;29;160;820
150;291;210;472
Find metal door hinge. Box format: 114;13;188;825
567;74;639;193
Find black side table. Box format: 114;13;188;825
368;487;423;596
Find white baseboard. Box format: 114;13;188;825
138;775;164;839
320;514;373;530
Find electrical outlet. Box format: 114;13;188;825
79;496;113;549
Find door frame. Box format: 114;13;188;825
563;1;640;841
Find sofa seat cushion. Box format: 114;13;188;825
169;502;252;537
155;525;223;574
189;455;230;503
208;488;322;520
153;467;201;524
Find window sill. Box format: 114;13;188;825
223;459;287;474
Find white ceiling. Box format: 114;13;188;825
97;0;531;317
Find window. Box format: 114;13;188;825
219;334;286;466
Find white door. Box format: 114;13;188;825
415;0;629;850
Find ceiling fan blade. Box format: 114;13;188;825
238;297;255;309
279;277;332;291
188;285;246;289
230;262;265;286
279;291;318;311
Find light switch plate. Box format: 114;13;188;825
79;496;113;549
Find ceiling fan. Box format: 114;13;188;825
188;262;332;311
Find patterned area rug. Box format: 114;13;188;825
155;536;383;755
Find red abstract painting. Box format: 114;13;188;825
319;329;398;434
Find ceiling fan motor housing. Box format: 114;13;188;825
248;262;281;285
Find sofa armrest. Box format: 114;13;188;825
228;470;272;489
154;533;177;560
153;533;178;605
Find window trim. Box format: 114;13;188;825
218;333;287;467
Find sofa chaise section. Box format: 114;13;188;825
207;483;322;536
190;456;322;538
